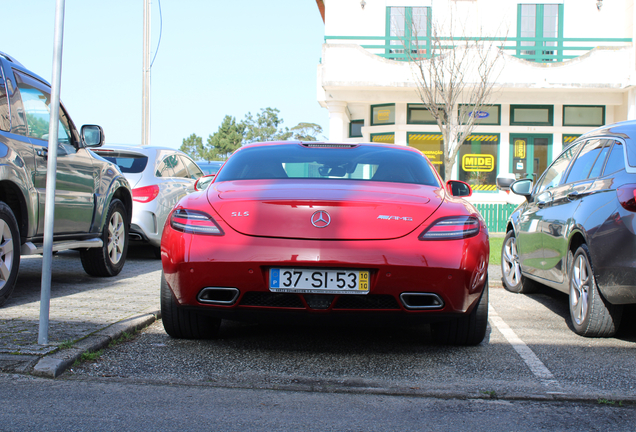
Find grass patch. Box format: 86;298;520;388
598;398;624;407
74;349;104;366
108;330;136;348
481;390;497;399
58;340;75;350
489;236;504;267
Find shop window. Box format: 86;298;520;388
407;104;444;125
563;135;581;146
458;134;499;192
510;105;553;126
387;7;431;60
371;104;395;126
349;119;363;138
371;133;395;144
563;106;605;127
458;104;500;125
517;4;563;62
408;132;445;179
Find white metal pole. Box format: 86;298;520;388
142;0;151;145
38;0;66;345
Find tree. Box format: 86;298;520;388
179;133;206;160
207;115;246;160
243;107;292;143
403;7;505;181
290;122;324;141
180;108;324;160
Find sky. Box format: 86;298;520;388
0;1;329;149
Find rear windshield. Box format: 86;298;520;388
100;154;148;174
215;144;440;186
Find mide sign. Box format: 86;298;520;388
462;154;495;172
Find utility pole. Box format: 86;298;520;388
39;0;65;345
142;0;151;146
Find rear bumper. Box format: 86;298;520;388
597;268;636;304
161;221;489;318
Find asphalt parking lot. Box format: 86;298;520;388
1;248;635;403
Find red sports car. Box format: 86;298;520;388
160;142;490;345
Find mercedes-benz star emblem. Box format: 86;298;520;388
311;210;331;228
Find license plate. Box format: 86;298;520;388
269;268;370;294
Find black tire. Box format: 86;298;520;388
431;282;489;346
569;244;622;337
160;271;221;339
501;230;537;294
152;246;162;260
0;202;20;307
80;199;129;277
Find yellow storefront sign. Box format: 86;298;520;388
514;139;526;158
462;154;495;172
377;110;391;121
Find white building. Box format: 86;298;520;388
315;0;635;212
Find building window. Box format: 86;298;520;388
563;134;581;146
407;104;444;125
563;106;605;127
458;104;501;126
458;134;499;192
371;133;395;144
349;119;363;138
386;7;431;60
408;132;445;178
510;105;554;126
517;4;563;62
371;104;395;126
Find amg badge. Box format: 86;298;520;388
377;215;413;221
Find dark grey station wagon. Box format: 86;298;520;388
0;51;132;307
498;120;636;337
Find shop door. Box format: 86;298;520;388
510;135;552;182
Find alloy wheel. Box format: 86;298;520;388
570;253;590;326
107;211;125;265
0;218;15;290
502;236;521;287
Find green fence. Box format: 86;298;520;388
474;203;518;233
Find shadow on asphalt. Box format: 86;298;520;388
6;246;162;308
200;318;495;354
512;282;636;343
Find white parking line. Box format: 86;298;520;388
488;305;565;394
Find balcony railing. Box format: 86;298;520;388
324;35;632;63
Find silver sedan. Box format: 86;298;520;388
92;145;203;256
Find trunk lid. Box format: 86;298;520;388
209;180;443;240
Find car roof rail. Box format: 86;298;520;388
0;51;24;67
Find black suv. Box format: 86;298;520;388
0;51;133;306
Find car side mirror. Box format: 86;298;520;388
194;174;215;191
496;174;517;191
446;180;472;197
510;178;533;198
81;125;104;148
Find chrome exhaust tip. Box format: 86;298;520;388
197;287;240;305
400;292;444;310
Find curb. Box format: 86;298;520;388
31;311;160;379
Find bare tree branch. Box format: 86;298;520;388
399;6;507;181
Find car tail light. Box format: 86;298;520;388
419;216;480;240
132;185;160;203
170;209;224;235
617;184;636;212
